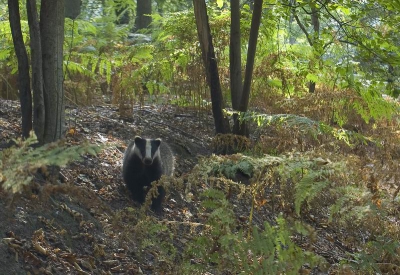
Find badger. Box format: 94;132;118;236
122;136;174;212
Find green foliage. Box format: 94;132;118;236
136;217;178;263
0;133;101;193
351;237;400;273
243;111;373;147
201;151;344;216
190;142;400;273
353;84;397;123
277;154;342;215
63;14;157;105
182;189;322;274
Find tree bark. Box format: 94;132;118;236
40;0;65;143
193;0;230;134
8;0;32;138
230;0;247;136
241;0;263;112
230;0;242;110
27;0;45;144
65;0;81;20
308;3;319;93
135;0;152;31
234;0;263;136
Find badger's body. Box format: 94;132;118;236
122;136;174;212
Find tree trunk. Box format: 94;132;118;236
288;0;296;44
135;0;152;31
241;0;263;112
193;0;230;134
308;3;319;93
40;0;65;143
65;0;81;20
230;0;245;135
27;0;45;144
230;0;242;110
236;0;263;136
8;0;32;138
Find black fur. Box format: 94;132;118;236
122;137;167;212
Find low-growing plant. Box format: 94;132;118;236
181;188;323;274
0;132;101;193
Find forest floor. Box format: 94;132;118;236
0;99;398;274
0;99;215;274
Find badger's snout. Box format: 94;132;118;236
143;157;153;165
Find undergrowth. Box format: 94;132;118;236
0;132;101;193
115;128;400;274
180;189;324;274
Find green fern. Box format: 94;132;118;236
275;154;343;215
351;237;400;273
243;111;374;147
353;83;397;123
182;189;322;274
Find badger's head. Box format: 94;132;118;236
133;136;161;165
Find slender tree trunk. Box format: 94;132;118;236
8;0;32;138
193;0;230;134
135;0;152;31
241;0;263;112
288;0;296;44
235;0;263;136
40;0;65;143
27;0;45;144
230;0;242;110
308;3;319;93
230;0;245;135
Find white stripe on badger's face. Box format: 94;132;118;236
145;139;152;159
143;139;153;165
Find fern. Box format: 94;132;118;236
283;157;342;215
243;111;373;147
64;59;96;78
0;133;101;193
212;156;254;179
351;237;400;273
182;189;322;274
353;83;397;123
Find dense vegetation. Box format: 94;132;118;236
1;1;400;274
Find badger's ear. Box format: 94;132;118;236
154;139;161;147
134;136;142;143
